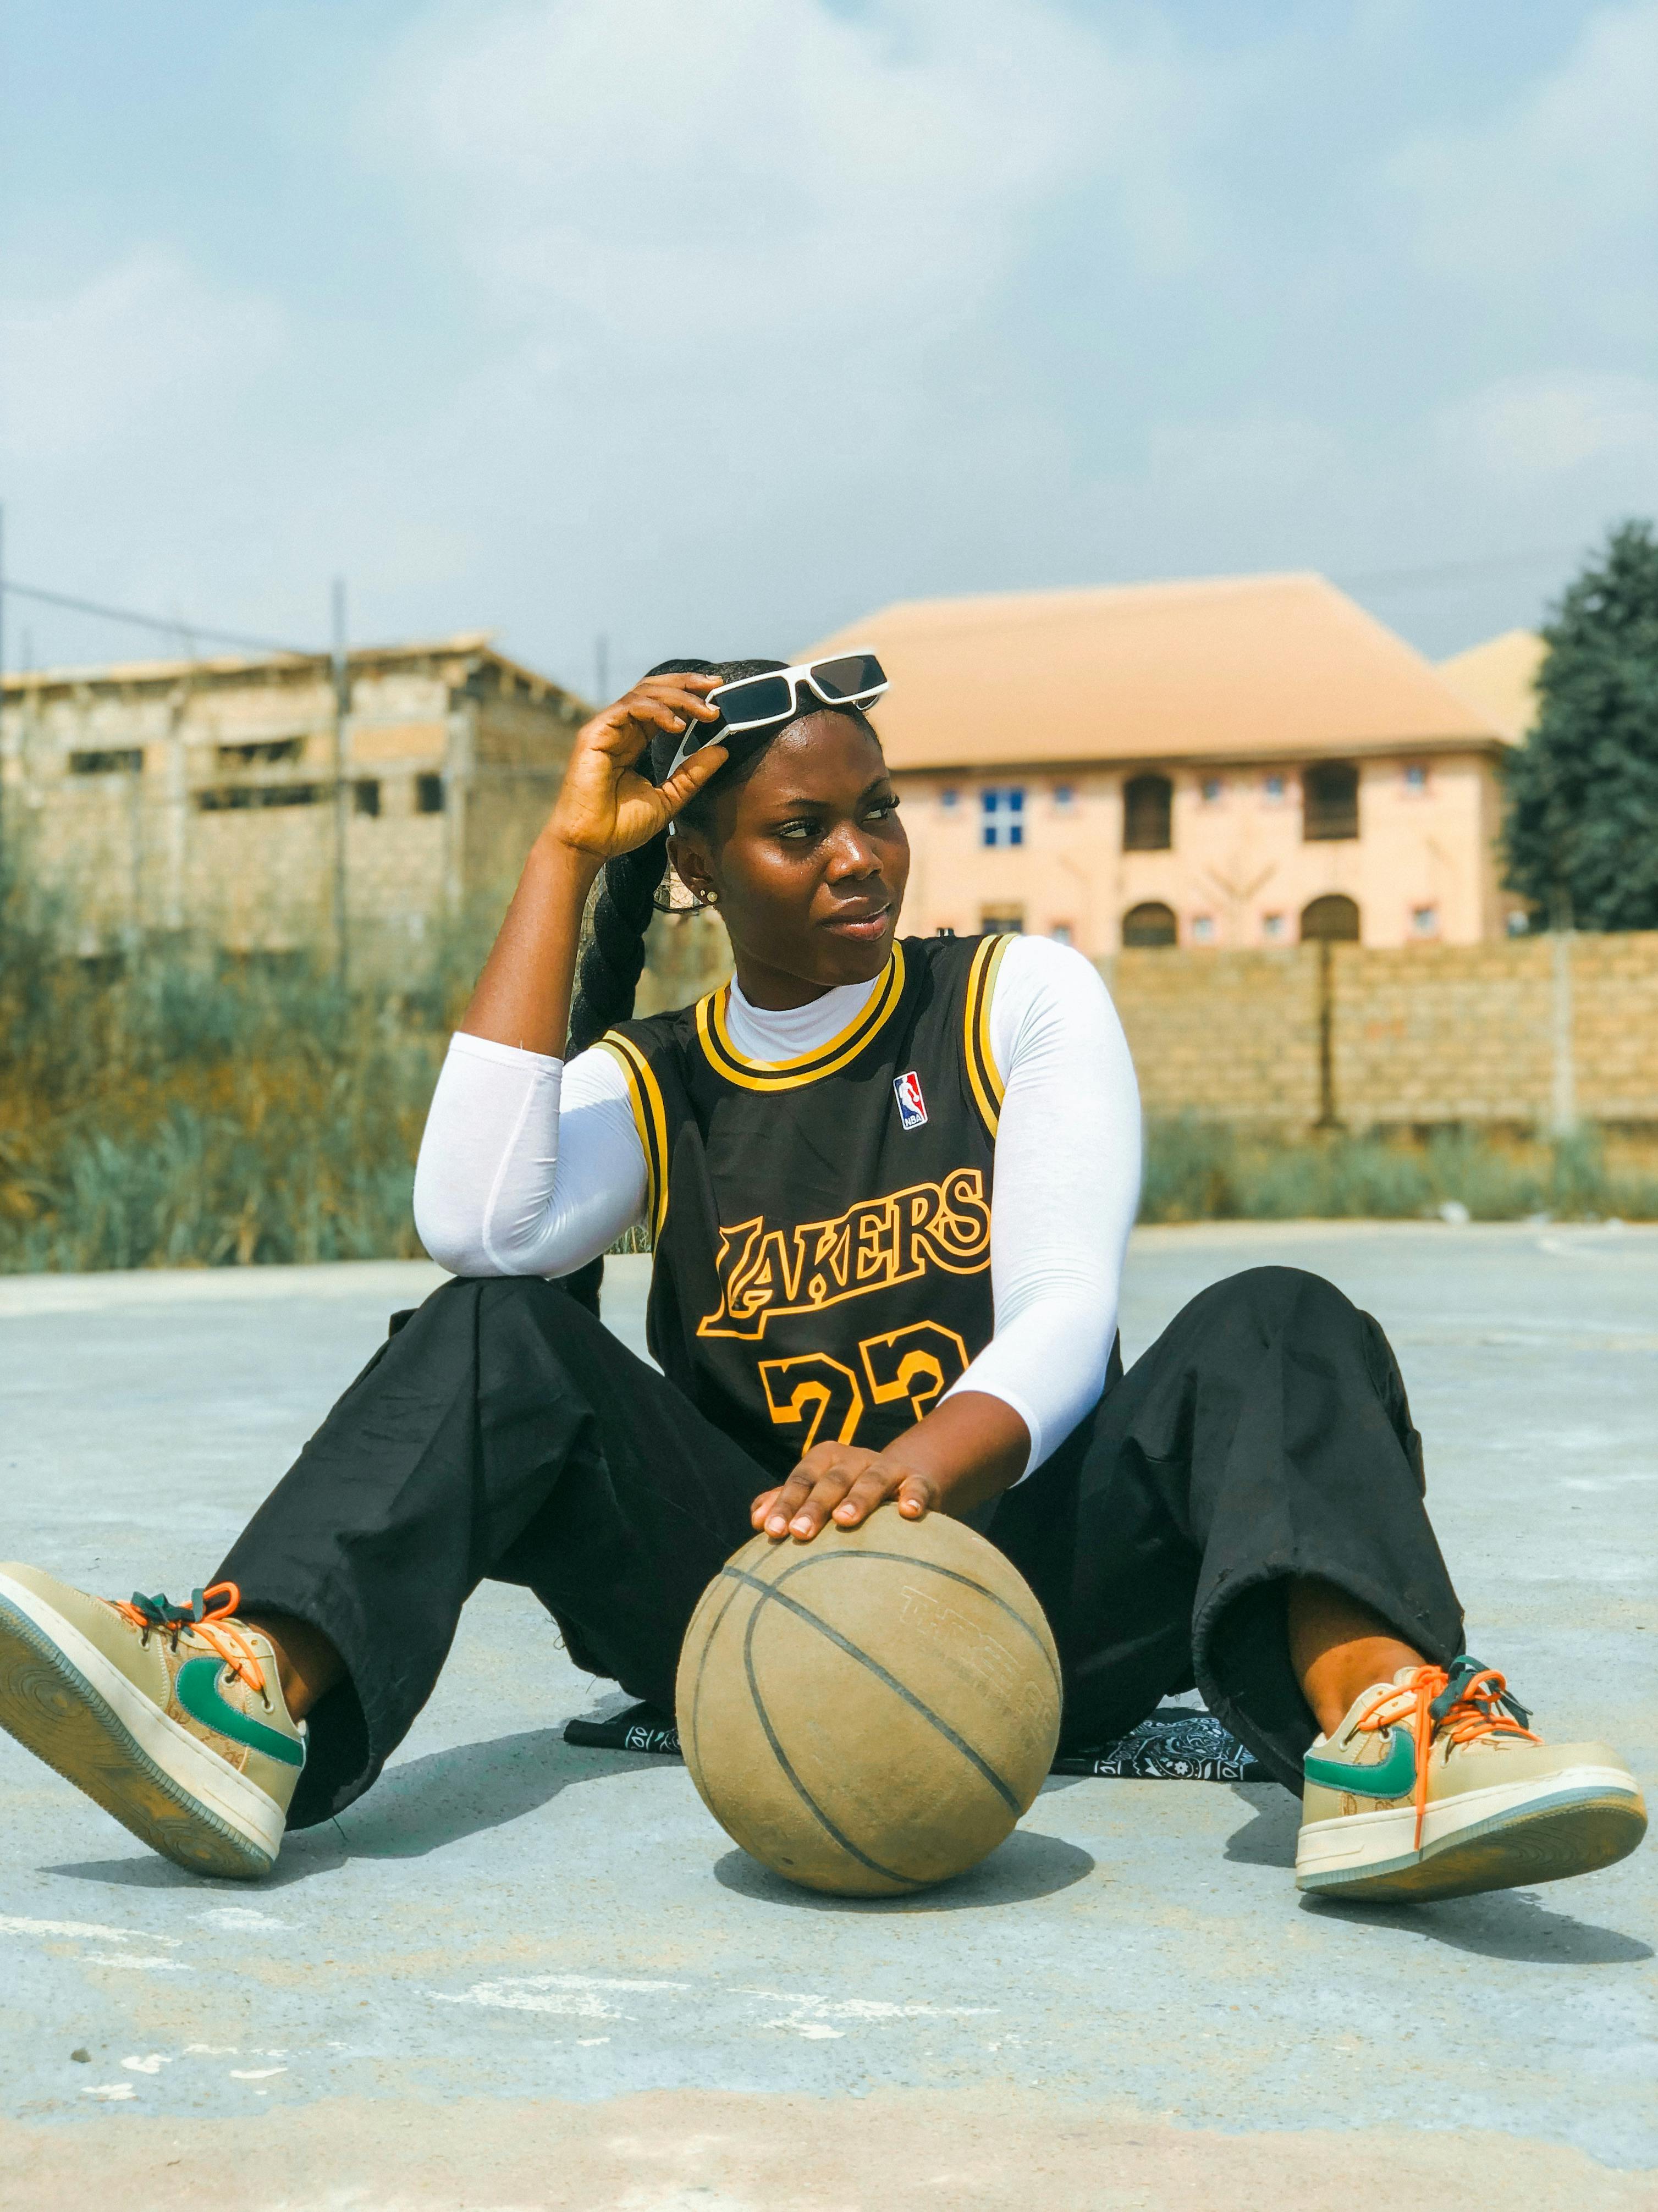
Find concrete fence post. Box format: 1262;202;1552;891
1550;927;1576;1135
1314;940;1340;1129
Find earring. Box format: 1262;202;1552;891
698;888;721;908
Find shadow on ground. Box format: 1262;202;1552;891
1299;1889;1651;1964
1222;1783;1651;1964
44;1727;666;1891
333;1728;666;1861
713;1827;1095;1913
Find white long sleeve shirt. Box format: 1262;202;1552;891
412;935;1142;1476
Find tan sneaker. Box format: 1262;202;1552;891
0;1566;304;1879
1295;1657;1645;1903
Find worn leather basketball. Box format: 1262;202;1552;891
675;1508;1062;1896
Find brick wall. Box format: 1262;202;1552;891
1327;940;1557;1127
1572;933;1658;1123
1099;933;1658;1129
618;924;1658;1132
1101;948;1323;1124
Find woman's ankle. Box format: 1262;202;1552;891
1288;1577;1425;1738
243;1612;343;1722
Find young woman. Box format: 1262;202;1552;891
0;658;1645;1901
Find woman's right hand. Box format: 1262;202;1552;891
547;672;728;863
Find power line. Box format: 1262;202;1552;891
1335;546;1577;594
0;539;1582;674
0;576;315;658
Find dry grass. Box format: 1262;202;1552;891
4;854;1653;1273
1140;1115;1658;1224
0;862;481;1272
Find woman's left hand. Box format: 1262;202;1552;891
750;1443;939;1543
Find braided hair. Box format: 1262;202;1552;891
558;656;879;1314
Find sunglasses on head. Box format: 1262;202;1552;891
665;652;888;778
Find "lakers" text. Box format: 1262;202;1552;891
697;1167;992;1341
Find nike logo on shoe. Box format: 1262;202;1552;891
174;1657;306;1768
1304;1728;1415;1799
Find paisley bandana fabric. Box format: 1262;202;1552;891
1051;1705;1268;1782
566;1701;1267;1782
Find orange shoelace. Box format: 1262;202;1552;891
113;1580;269;1701
1349;1657;1537;1850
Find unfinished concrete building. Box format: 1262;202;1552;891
0;636;588;969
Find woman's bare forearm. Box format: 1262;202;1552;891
455;672;724;1061
752;1391;1031;1541
880;1391;1031;1514
458;831;600;1058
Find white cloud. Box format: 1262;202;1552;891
351;1;1654;670
0;250;283;466
1144;413;1348;509
366;0;1200;338
1435;372;1658;480
341;0;1228;668
1385;1;1658;294
5;3;1649;679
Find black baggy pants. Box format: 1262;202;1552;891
218;1266;1465;1829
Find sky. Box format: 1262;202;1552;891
1;0;1654;698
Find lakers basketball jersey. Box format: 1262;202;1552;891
598;934;1012;1479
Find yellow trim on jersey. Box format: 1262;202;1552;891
963;932;1011;1138
695;944;907;1091
596;1032;670;1239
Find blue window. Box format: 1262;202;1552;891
981;786;1025;848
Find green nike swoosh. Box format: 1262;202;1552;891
175;1657;305;1768
1304;1728;1415;1799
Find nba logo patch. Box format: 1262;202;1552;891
894;1070;928;1130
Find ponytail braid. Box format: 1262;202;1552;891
557;652;860;1315
565;829;670;1058
558;660;722;1314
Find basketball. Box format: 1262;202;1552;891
675;1508;1062;1896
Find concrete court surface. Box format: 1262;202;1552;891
0;1222;1653;2211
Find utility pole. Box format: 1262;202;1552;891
1;502;8;868
331;578;350;989
594;632;609;705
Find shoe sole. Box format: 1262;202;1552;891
0;1571;283;1880
1296;1770;1647;1904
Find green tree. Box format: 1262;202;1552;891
1503;520;1658;930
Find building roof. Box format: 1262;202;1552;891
801;572;1506;773
1437;629;1545;743
0;632;579;705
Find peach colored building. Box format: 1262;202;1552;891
806;575;1520;953
1437;628;1545;743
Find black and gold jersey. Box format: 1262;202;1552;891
598;933;1012;1479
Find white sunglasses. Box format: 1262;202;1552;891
666;651;888;778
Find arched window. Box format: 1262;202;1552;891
1122;773;1173;851
1300;894;1360;944
1122;901;1177;948
1303;762;1359;841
